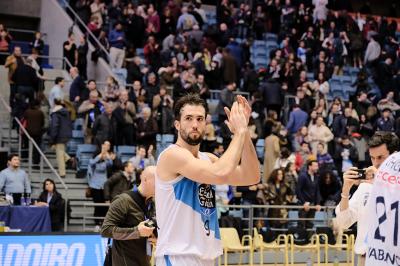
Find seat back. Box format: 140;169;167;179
220;228;242;248
253;228;263;248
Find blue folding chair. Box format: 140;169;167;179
255;139;264;161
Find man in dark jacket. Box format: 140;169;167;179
69;67;86;104
103;161;135;202
296;160;321;229
101;166;156;266
260;78;283;119
49;99;73;178
12;58;39;105
92;103;116;148
23;100;45;165
217;82;236;123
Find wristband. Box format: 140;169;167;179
341;193;350;199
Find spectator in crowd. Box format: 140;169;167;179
12;58;40;106
144;72;159;108
264;126;281;181
376;108;395;132
334;135;359;174
217;82;236;123
104;161;135;202
295;141;312;172
88;140;113;225
48;99;73;178
69;67;86;104
49;77;65;109
319;171;341;206
129;145;156;181
29;31;44;60
136;107;158;149
22;100;45;166
109;22;126;69
316;142;335;171
103;76;120;102
152;86;174;134
92;103;116;148
101;166;156;266
274;147;295;170
113;89;136;145
0;29;11;64
286;104;308;146
63;32;78;71
308;115;334;154
221;48;237;85
176;6;197;31
35;179;65;231
296;160;321;229
90;0;105;27
261;168;294;228
77;35;88;80
78;90;105;143
0;154;31;205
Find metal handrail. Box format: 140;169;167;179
81;203;336;232
60;0;110;60
0;52;73;70
0;96;69;231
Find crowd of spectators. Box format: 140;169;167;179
2;0;400;230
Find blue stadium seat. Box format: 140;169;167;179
314;211;328;228
76;144;97;171
288;210;299;228
264;33;278;42
306;72;315;81
341;76;353;86
73;118;85;131
66;130;85;155
116;145;136;163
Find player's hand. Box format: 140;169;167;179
224;102;247;134
137;221;154;237
365;165;377;182
236;95;251;124
342;167;360;191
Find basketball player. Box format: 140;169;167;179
335;132;399;266
155;94;260;266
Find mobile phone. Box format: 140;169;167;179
355;169;366;180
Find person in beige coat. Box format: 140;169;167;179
308;116;334;155
263;129;280;182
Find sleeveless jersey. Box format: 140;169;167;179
155;145;222;260
364;152;400;266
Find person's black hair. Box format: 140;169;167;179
280;147;291;159
7;153;19;161
42;178;58;194
307;159;318;170
53;98;64;106
55;77;64;85
268;168;285;184
87;79;96;84
122;160;132;170
368;131;399;154
174;93;208;121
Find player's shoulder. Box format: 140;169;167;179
157;145;193;164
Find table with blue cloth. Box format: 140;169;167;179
0;205;52;232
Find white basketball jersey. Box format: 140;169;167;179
155;145;222;260
365;152;400;266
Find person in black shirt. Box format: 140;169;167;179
35;179;65;231
63;32;77;71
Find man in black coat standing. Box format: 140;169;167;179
69;67;86;105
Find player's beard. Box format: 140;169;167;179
180;129;204;146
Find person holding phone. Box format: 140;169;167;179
335;132;399;266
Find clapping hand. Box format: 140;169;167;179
223;95;251;134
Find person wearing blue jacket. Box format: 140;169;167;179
87;141;113;225
48;98;72;178
108;22;126;69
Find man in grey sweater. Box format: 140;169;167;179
0;154;31;203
